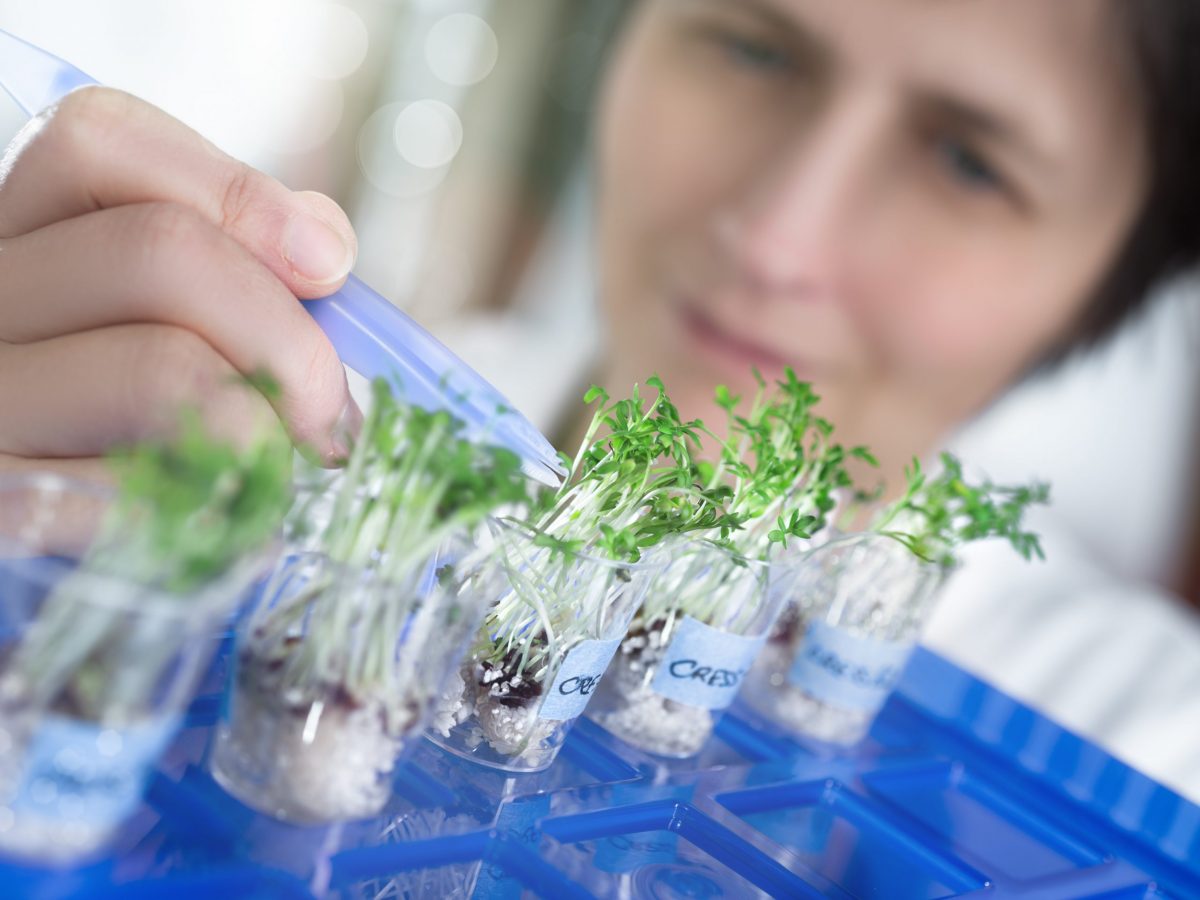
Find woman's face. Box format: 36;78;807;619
595;0;1146;478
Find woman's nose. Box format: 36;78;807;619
713;90;886;297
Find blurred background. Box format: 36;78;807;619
0;0;1197;796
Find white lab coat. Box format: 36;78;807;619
930;277;1200;802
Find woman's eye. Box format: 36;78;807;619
716;32;795;73
936;138;1002;191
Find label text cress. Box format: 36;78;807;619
666;659;745;689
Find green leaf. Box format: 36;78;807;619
849;446;879;467
871;452;1049;570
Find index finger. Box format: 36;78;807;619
0;86;357;297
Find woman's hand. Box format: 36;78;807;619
0;86;362;481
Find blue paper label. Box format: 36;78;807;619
788;621;914;712
8;714;178;830
537;637;623;721
650;616;766;710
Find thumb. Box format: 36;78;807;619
277;190;359;298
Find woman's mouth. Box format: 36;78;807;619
675;301;797;377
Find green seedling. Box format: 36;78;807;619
869;451;1050;569
249;377;532;722
474;376;733;678
5;407;293;724
634;368;871;640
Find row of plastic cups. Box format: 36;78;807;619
420;527;948;769
0;476;629;850
0;476;578;860
424;529;945;770
0;474;945;862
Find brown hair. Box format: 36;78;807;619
1048;1;1200;363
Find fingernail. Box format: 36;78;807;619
283;213;355;285
328;397;363;466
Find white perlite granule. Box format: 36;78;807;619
592;651;714;757
211;681;411;823
428;669;475;739
606;627;662;695
744;645;872;746
473;697;561;765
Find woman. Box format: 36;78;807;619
586;0;1200;801
0;1;1197;787
591;0;1197;488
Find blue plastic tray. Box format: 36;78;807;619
3;641;1198;899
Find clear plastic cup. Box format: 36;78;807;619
209;539;494;824
424;520;656;773
743;532;945;745
0;473;268;864
588;542;779;758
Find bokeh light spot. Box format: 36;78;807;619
358;101;452;198
394;100;463;169
425;13;499;86
310;3;371;81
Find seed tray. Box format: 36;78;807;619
2;641;1197;899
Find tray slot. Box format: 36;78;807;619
864;762;1107;883
716;778;985;899
541;799;823;898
